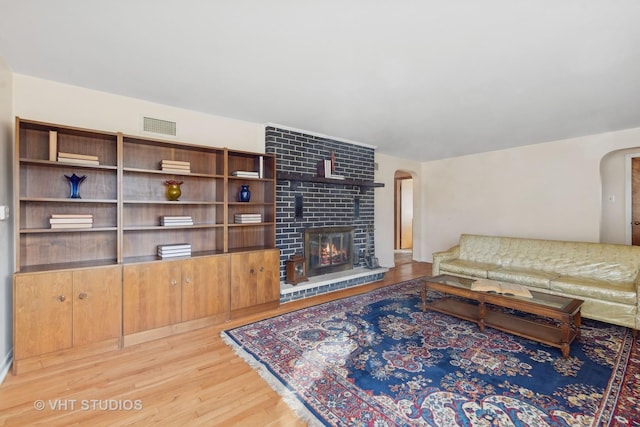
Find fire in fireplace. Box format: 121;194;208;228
304;226;355;277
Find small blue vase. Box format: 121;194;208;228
64;173;87;199
238;185;251;202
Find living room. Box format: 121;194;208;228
1;2;640;425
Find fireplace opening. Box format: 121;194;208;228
304;226;355;277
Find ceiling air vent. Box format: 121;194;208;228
143;117;177;136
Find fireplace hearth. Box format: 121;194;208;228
305;226;354;277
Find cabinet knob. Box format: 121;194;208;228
249;268;255;274
185;277;191;284
171;279;177;286
57;295;66;302
260;267;264;272
78;292;87;300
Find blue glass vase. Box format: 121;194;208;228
238;185;251;202
64;173;87;199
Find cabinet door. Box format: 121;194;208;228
230;252;259;310
256;249;280;305
72;266;122;346
123;262;181;335
230;249;280;310
182;255;230;322
14;272;73;359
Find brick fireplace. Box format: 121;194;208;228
265;125;386;302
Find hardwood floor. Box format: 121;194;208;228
0;261;431;426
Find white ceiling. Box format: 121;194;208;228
1;1;639;161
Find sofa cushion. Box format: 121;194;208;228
438;259;494;278
488;267;557;289
549;276;637;305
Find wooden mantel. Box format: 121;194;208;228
276;172;384;192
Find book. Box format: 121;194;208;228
50;223;93;229
161;164;190;170
471;279;533;298
161;160;190;167
158;243;191;250
161;167;191;174
231;170;259;178
49;131;57;161
158;249;191;255
51;214;93;219
50;218;93;224
317;159;331;178
317;159;345;180
58;157;100;165
58;152;99;161
160;216;194;226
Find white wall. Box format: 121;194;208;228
13;75;265;152
375;153;422;267
421;127;640;260
0;59;14;382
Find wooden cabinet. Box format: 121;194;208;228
230;249;280;316
123;255;230;343
13;265;122;374
13;117;279;370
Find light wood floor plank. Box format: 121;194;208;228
0;260;430;426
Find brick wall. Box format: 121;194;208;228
265;126;376;282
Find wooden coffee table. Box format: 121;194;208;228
421;274;583;358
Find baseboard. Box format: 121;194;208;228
0;349;13;384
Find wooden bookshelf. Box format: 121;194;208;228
12;117;279;374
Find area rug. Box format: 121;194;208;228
221;279;639;426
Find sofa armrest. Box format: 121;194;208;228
432;245;460;275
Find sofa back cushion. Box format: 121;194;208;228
458;234;640;284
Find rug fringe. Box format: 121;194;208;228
220;331;326;427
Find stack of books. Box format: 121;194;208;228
157;243;191;259
50;213;93;229
161;160;191;173
231;170;259;178
317;159;345;180
57;152;99;166
160;215;194;226
234;213;262;224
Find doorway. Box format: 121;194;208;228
394;171;413;264
632;157;640;245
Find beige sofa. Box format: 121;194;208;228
432;234;640;331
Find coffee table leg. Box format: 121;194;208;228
561;342;570;358
478;301;486;332
574;310;582;340
561;319;571;358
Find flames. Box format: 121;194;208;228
320;240;349;266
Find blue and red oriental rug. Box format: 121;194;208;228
222;280;639;426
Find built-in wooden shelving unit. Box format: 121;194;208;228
12;117;279;374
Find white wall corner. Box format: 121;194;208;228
0;349;12;385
